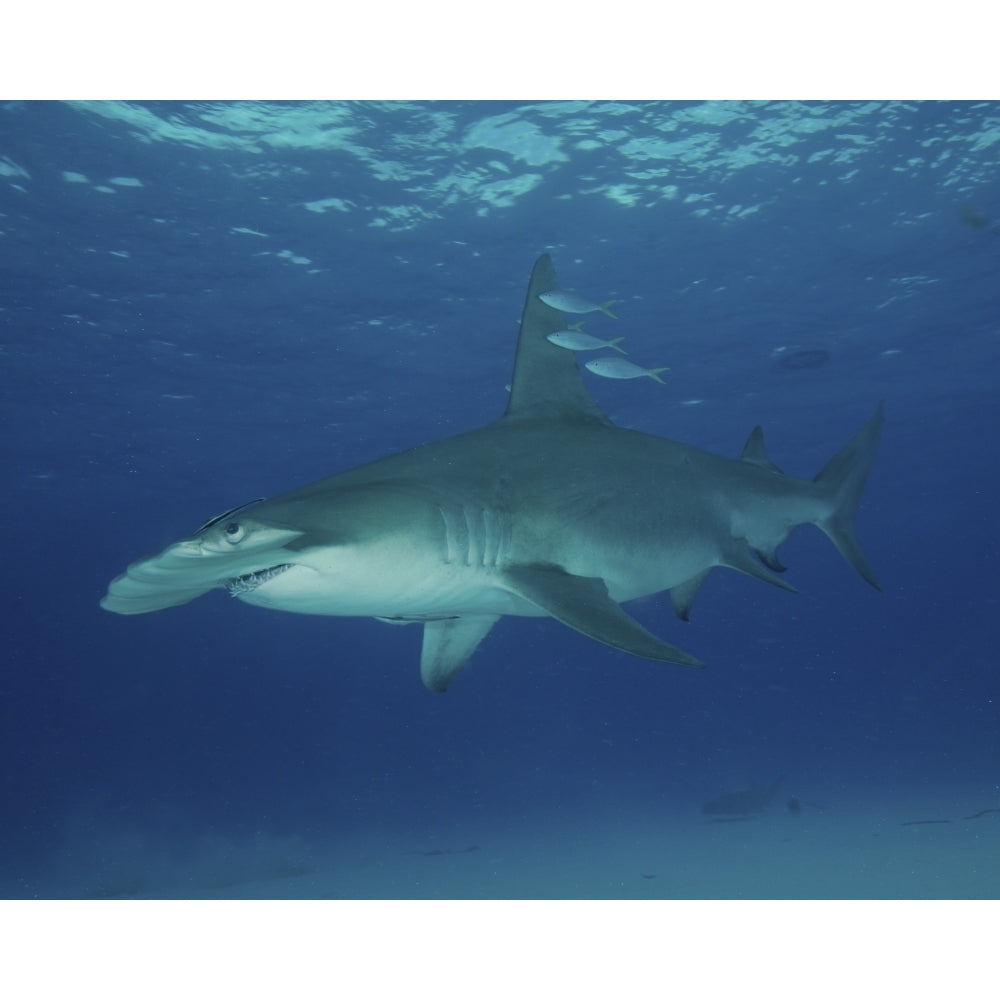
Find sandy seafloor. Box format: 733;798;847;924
17;783;998;900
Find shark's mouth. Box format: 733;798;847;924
226;564;293;596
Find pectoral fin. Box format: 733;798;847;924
502;564;703;668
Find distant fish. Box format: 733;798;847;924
585;357;669;384
701;776;786;818
959;203;998;233
539;290;619;318
547;325;627;354
771;346;830;372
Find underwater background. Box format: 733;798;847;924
1;100;998;899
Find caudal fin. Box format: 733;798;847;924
813;403;885;589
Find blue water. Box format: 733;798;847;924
2;100;998;899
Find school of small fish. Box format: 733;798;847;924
539;288;668;385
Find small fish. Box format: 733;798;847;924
547;327;627;354
701;777;786;817
585;357;669;384
771;347;830;372
539;290;619;318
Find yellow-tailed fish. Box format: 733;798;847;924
546;330;627;354
585;357;669;384
538;290;619;318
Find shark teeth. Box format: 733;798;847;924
226;564;292;596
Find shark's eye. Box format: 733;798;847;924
224;522;246;544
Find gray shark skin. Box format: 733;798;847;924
102;255;884;692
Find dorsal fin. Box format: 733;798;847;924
503;254;610;424
740;425;783;474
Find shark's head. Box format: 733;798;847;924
100;498;307;615
101;483;506;620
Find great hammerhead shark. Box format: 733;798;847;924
102;254;883;692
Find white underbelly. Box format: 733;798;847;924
236;561;542;619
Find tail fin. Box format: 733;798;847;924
813;403;884;589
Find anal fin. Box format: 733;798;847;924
723;540;798;592
502;563;703;668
